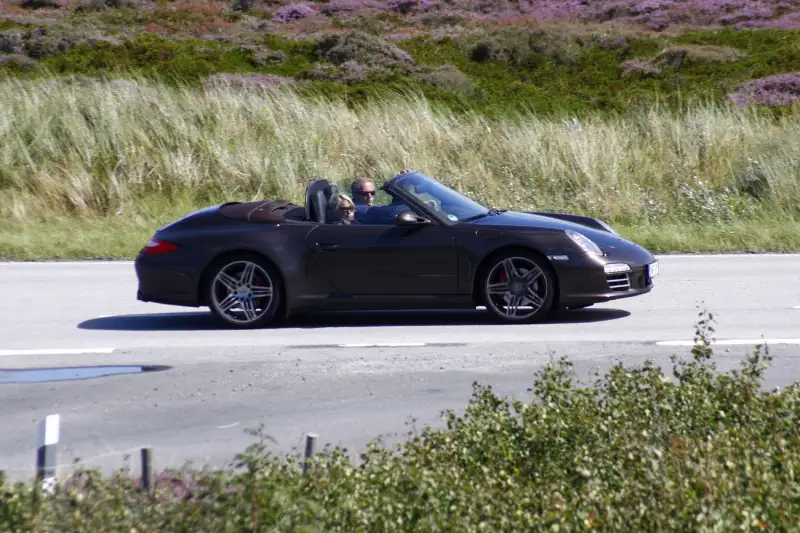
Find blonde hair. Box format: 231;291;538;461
336;193;355;210
331;193;355;221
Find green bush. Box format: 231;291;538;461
3;309;799;531
313;30;415;67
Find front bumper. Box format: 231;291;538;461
558;259;657;309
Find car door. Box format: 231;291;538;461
305;222;458;296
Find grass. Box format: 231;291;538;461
1;74;799;259
2;0;800;258
4;310;800;530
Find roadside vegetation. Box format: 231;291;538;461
1;0;799;257
2;310;799;530
1;0;800;116
1;75;799;259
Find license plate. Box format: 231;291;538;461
648;260;659;278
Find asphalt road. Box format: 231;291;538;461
0;254;799;482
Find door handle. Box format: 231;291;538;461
315;242;339;250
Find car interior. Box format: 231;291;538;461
218;178;408;225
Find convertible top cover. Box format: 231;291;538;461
219;200;306;223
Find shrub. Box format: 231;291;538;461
2;309;800;531
737;11;800;29
20;0;62;8
387;0;429;13
272;2;318;22
0;53;39;70
34;34;259;79
0;26;119;61
652;44;744;68
412;64;473;94
249;47;286;66
727;72;800;106
319;0;385;16
72;0;142;11
299;59;387;82
620;57;661;78
313;30;414;67
0;29;25;55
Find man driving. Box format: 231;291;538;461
351;178;376;213
348;173;425;224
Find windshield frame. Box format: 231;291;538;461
383;170;490;225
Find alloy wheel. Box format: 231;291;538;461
210;260;274;325
484;256;549;321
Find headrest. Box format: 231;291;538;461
312;189;326;223
305;179;331;223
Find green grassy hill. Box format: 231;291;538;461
2;0;800;116
1;0;799;258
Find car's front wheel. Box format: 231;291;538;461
481;251;555;323
205;254;282;328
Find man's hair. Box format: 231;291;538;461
351;179;375;194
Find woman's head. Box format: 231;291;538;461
334;193;355;221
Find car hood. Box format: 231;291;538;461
468;210;647;255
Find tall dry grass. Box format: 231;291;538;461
1;74;799;227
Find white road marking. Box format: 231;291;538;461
793;306;800;309
339;343;427;348
0;261;134;266
0;348;115;356
657;253;800;258
216;422;240;429
657;339;800;346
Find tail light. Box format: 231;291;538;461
142;237;179;255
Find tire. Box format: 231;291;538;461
205;253;282;329
479;250;556;324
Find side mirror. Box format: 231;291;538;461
395;210;430;226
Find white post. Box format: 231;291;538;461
36;414;60;494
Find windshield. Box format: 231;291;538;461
391;171;489;222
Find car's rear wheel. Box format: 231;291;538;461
206;254;282;328
481;251;555;324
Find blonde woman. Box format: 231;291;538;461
331;193;357;224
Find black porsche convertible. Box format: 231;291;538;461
135;169;658;328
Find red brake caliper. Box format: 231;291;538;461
253;281;265;306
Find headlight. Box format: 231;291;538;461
565;229;603;256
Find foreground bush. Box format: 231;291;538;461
2;310;799;531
